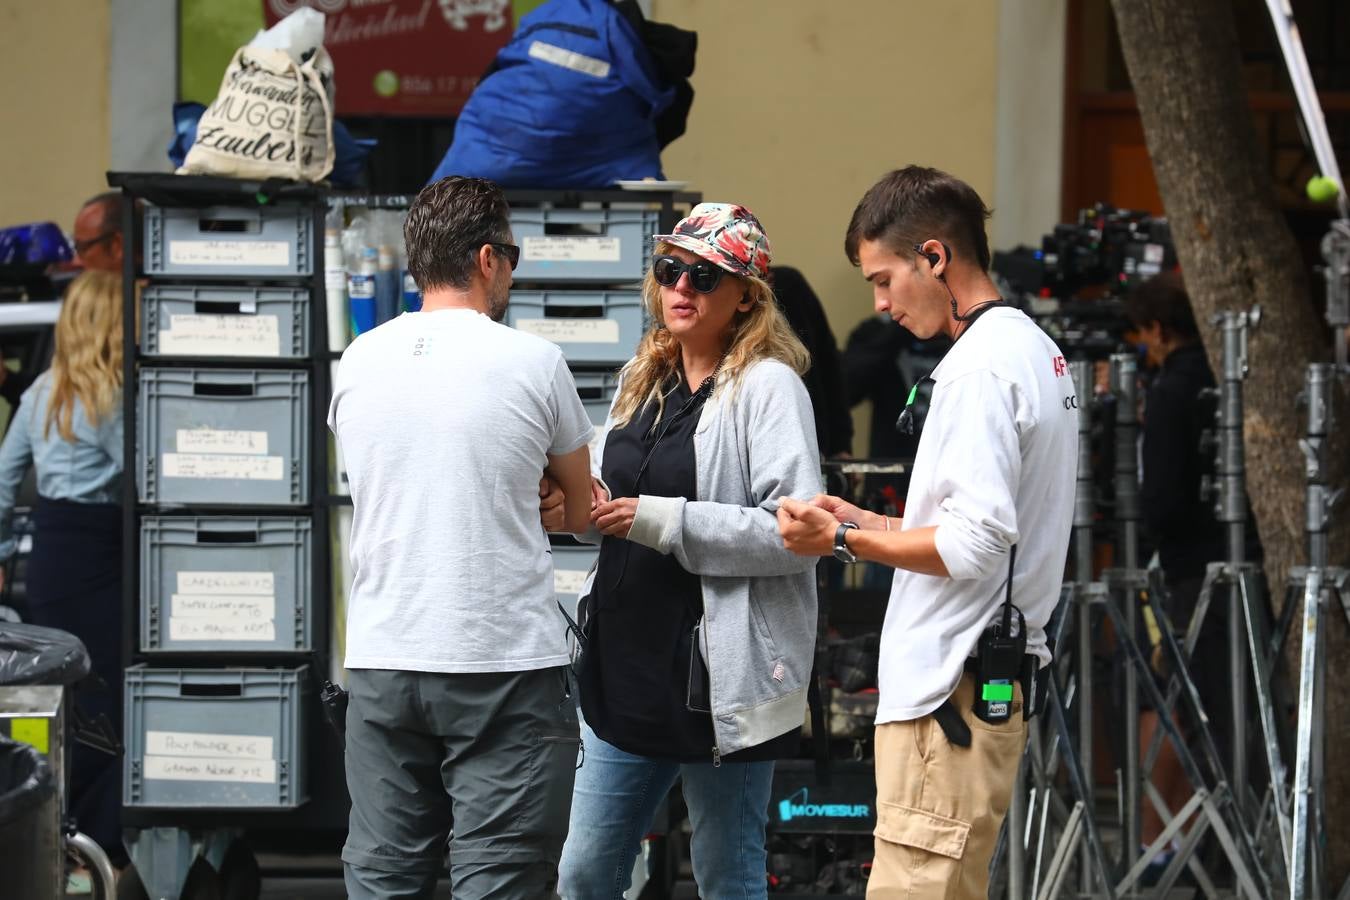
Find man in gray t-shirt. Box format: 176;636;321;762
328;176;593;900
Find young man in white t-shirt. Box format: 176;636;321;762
779;166;1077;900
328;176;594;899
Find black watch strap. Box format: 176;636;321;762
833;522;859;564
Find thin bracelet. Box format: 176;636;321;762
883;515;891;532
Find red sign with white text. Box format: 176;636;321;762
262;0;516;116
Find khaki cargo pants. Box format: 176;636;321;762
868;673;1027;899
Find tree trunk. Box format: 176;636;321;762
1110;0;1350;883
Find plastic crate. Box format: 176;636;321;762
137;368;310;506
570;369;619;427
139;516;313;653
507;290;644;365
551;542;598;613
145;204;313;277
123;665;308;809
769;760;876;834
510;208;657;283
142;284;310;359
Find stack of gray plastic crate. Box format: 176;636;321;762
502;202;666;611
128;200;319;814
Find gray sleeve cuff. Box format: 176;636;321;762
628;494;685;552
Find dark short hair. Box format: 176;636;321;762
1123;270;1199;341
844;166;993;272
404;176;512;292
81;191;133;235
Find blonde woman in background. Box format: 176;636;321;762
0;269;128;872
557;204;821;900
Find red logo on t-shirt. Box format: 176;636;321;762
1052;355;1067;377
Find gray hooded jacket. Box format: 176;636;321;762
576;358;822;760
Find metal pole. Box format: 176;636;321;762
1291;569;1323;900
1216;312;1252;823
1303;364;1333;572
1261;0;1350;219
1292;363;1335;900
1070;359;1096;895
1110;352;1142;877
1319;223;1350;371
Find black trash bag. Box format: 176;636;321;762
0;736;55;825
0;622;90;687
830;633;880;693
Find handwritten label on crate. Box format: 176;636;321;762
147;730;274;760
176;428;268;455
162;453;284;481
143;755;278;784
169;617;276;642
522;235;622;263
168;239;290;268
171;593;276;618
169;590;277;644
159;314;282;357
554;569;588;595
515;318;620;344
176;571;274;596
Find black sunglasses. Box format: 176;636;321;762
489;242;520;270
652;254;726;294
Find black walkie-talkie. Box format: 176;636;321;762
973;546;1026;724
320;680;349;748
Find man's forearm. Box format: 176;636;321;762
846;525;950;577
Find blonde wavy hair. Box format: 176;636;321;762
46;270;124;442
610;242;810;428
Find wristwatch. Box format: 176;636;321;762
833;522;859;564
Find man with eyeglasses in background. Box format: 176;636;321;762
328;175;596;899
0;193;137;413
71;192;134;274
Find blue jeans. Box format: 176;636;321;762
558;721;774;899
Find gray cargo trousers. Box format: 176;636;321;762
342;666;580;899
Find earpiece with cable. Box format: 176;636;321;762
911;240;1005;324
912;241;953;278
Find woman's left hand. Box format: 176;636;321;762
592;497;639;538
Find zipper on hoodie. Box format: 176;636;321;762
692;433;722;768
699;586;721;768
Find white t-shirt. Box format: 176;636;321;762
878;307;1078;723
328;308;593;673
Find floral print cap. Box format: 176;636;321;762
653;202;772;280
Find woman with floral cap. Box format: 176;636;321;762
557;204;821;899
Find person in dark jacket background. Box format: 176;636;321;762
1127;272;1225;588
1123;270;1230;871
770;266;853;459
841;315;951;461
